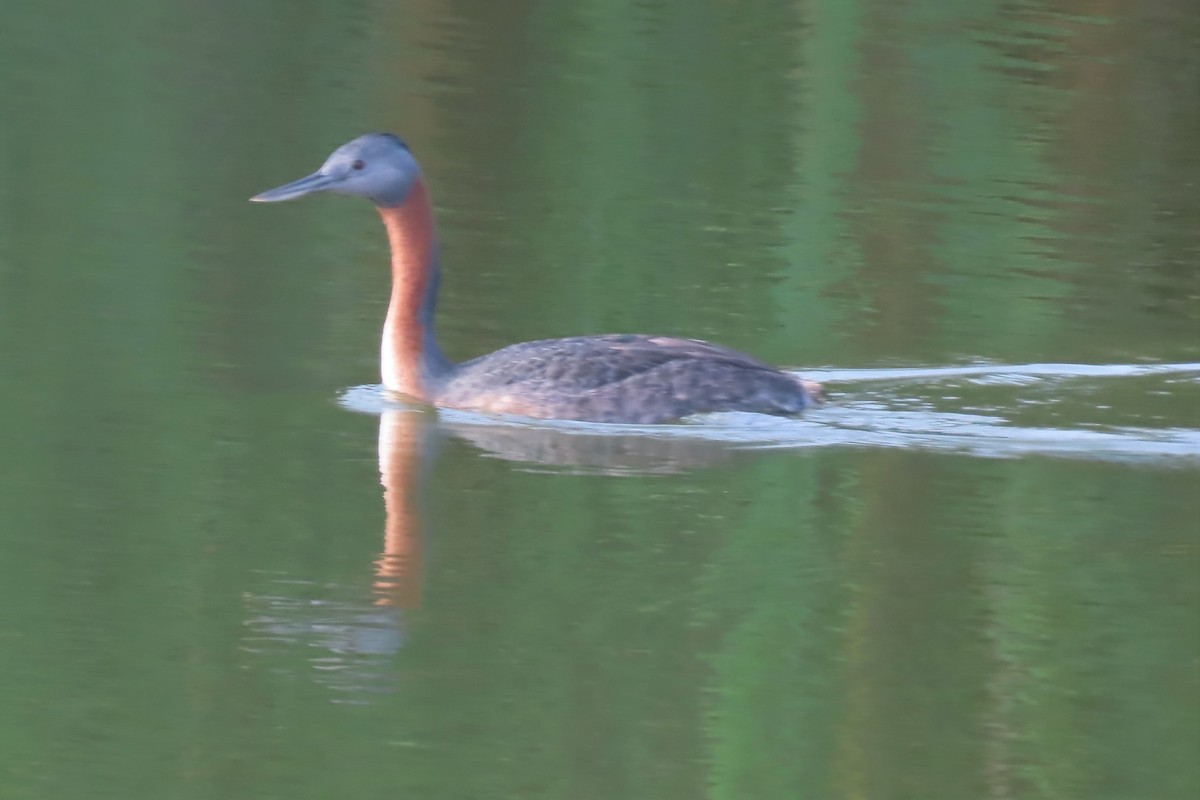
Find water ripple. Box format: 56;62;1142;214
339;362;1200;466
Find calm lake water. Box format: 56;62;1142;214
1;1;1198;798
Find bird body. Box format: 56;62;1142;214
253;134;822;424
439;334;815;424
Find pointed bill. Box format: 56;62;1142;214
250;171;339;202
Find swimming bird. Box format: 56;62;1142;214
252;133;823;424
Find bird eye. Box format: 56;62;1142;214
352;159;365;170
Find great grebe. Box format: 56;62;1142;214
252;133;822;424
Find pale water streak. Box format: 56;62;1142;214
241;579;406;703
806;362;1200;383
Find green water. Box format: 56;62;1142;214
1;1;1198;798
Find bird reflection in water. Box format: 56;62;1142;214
371;405;746;601
371;408;433;609
237;409;436;699
241;402;743;696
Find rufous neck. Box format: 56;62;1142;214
378;179;451;399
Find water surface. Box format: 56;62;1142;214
1;1;1198;798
